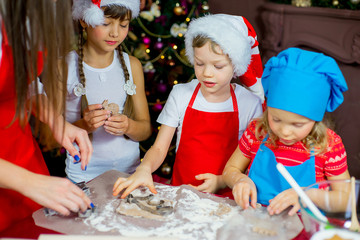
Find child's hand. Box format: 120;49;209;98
104;114;129;136
83;104;110;132
232;177;257;209
267;188;299;216
267;188;300;216
112;166;157;199
191;173;220;193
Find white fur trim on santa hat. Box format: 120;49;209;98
101;0;140;18
72;0;140;28
185;14;254;77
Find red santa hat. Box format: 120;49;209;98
72;0;140;27
185;14;264;103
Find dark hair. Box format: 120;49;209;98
0;0;74;149
77;5;134;119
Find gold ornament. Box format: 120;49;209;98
350;0;360;4
174;4;183;16
134;43;150;60
201;1;210;11
291;0;311;7
332;0;339;6
127;31;138;41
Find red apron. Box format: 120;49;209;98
171;83;239;198
0;25;49;232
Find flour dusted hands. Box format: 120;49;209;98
112;166;157;199
267;188;299;216
232;176;258;209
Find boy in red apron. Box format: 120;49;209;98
223;48;350;216
113;14;263;199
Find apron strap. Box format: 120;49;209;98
188;83;238;112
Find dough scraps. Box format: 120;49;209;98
116;188;174;220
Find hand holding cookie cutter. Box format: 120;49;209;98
44;181;95;218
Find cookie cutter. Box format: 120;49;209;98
78;206;97;218
43;181;95;217
75;181;90;196
126;194;173;216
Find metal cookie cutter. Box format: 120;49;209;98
43;181;94;217
43;208;58;217
44;204;97;218
126;194;173;216
75;181;90;196
78;206;97;218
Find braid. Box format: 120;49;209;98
77;25;89;118
117;45;134;118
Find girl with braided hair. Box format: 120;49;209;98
67;0;151;183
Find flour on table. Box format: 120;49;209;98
83;185;239;240
115;188;174;220
33;170;303;240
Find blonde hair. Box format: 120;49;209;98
192;35;222;55
0;0;74;149
77;5;134;119
255;109;329;155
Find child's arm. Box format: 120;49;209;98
222;147;255;209
104;56;151;141
267;170;351;216
113;124;176;198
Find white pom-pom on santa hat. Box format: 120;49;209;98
72;0;140;28
83;4;105;27
185;14;265;103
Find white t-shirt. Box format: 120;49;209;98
65;50;140;183
157;79;263;151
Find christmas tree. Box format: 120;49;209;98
122;0;210;178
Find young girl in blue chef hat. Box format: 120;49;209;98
223;47;351;216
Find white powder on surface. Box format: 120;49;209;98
33;171;303;240
83;185;240;240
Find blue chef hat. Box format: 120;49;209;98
262;48;348;121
